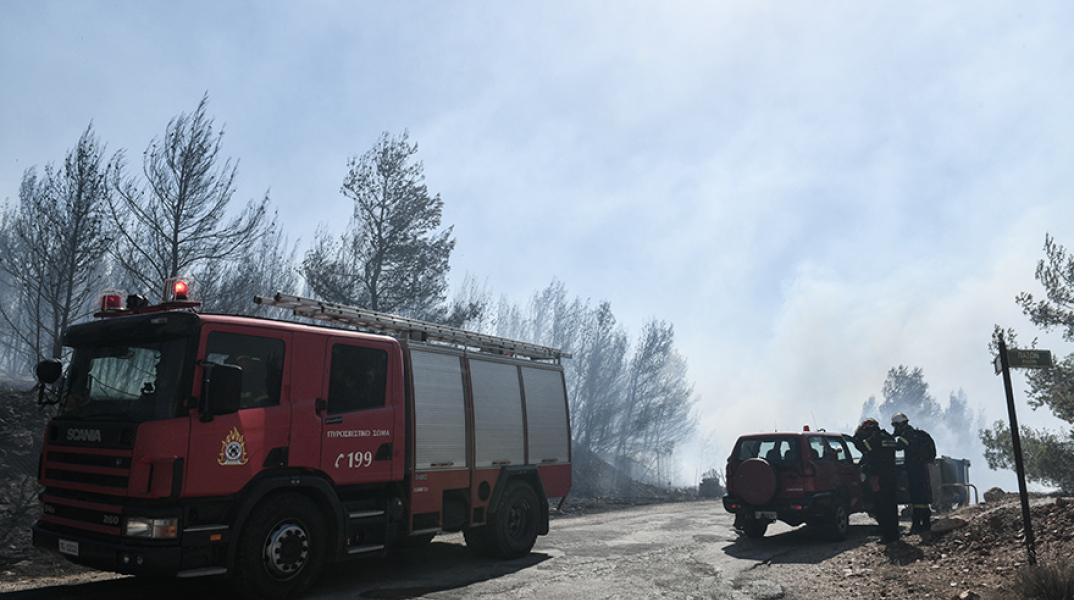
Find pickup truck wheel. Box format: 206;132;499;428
826;498;850;542
233;494;326;600
485;481;539;559
741;517;768;539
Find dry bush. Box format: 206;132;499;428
1015;561;1074;600
0;387;51;564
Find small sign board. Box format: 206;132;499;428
1007;349;1053;369
994;349;1054;375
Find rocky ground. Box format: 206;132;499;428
769;492;1074;599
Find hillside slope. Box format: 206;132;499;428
771;493;1074;599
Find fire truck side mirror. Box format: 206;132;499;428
201;363;242;421
35;359;63;385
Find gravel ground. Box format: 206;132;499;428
4;493;1070;599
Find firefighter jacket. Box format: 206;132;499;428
895;425;936;464
852;429;901;476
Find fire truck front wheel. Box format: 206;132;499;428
233;494;327;600
485;481;540;559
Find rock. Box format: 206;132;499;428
884;541;925;565
988;515;1003;531
955;592;980;600
931;517;969;534
983;487;1006;503
739;579;784;600
1056;496;1069;508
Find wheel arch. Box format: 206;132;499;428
487;466;550;536
226;471;345;570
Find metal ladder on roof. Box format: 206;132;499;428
253;292;570;362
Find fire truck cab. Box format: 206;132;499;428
32;286;572;599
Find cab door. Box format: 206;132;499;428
319;337;397;485
186;327;291;498
830;436;865;511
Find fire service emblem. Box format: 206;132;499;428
218;427;248;466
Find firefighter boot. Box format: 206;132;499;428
911;507;930;534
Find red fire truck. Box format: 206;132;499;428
32;280;572;599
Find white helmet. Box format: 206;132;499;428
891;412;909;426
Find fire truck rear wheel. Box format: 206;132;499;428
233;494;327;600
485;481;539;559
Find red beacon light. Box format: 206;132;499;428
163;276;197;304
93;277;200;318
95;290;126;313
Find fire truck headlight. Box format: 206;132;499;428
122;516;178;539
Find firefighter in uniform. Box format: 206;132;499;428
853;418;900;543
892;412;934;533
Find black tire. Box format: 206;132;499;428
232;494;327;600
826;498;850;541
484;481;540;559
741;518;768;539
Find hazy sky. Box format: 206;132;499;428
4;2;1074;490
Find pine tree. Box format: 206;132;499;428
302;131;454;320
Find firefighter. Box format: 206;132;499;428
892;412;936;534
853;418;900;543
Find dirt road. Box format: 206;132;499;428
3;499;875;600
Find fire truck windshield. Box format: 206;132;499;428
61;337;190;422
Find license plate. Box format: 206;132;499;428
58;539;79;557
755;511;778;520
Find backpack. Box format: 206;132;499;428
911;429;936;463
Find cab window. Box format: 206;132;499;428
327;344;388;415
844;435;863;465
825;437;852;464
808;436;831;461
205;331;285;409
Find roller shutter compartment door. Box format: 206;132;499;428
411;350;467;470
521;366;570;465
470;359;525;468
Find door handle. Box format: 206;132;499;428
315;398;327;416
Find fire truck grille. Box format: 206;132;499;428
48;451;133;470
41;447;133;492
45;468;129;489
41;499;122;535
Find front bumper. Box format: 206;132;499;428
33;522;184;576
